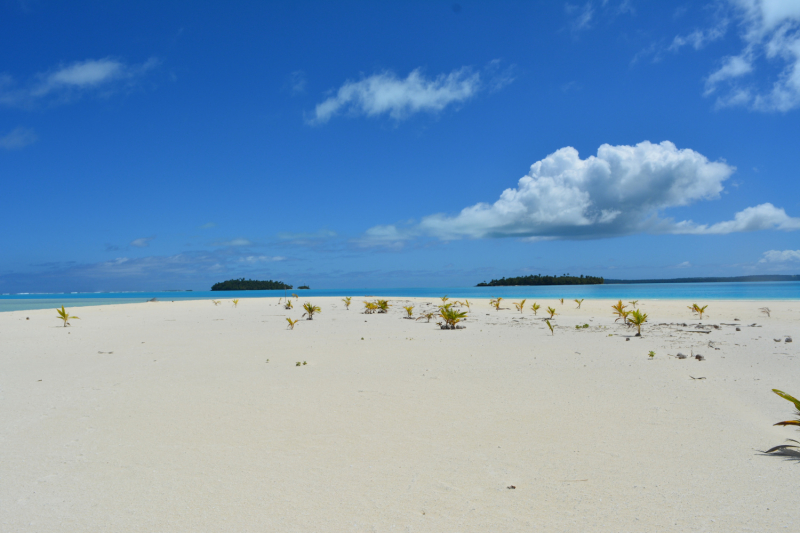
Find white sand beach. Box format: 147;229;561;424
1;296;798;531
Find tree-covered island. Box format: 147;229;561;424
477;274;604;287
211;278;292;291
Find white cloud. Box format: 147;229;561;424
676;261;692;268
0;127;37;149
308;62;513;124
130;237;155;248
212;238;252;246
684;0;800;111
670;18;729;52
759;249;800;262
0;57;159;107
238;255;286;263
361;140;799;245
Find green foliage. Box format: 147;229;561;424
513;299;527;313
403;305;414;318
545;319;554;335
765;389;800;455
462;299;471;310
363;301;377;314
439;306;468;329
211;278;291;291
627;309;648;336
232;299;239;308
691;303;709;319
298;285;310;289
531;302;541;315
286;318;299;329
629;300;639;307
574;298;584;309
611;300;627;322
440;295;449;303
292;293;299;299
284;300;293;309
416;312;435;323
648;351;655;358
547;306;557;319
376;299;390;313
559;298;564;304
476;274;603;287
212;300;221;306
56;306;79;327
490;297;503;311
302;302;321;320
574;324;589;329
342;296;352;309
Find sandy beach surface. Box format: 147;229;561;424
2;296;798;532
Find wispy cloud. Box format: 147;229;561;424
212;238;252;246
566;2;595;33
199;222;216;229
0;126;37;149
130;236;155;248
0;57;159;108
759;249;800;263
286;70;307;95
308;61;514;125
360;140;799;246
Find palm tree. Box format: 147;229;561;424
611;300;627;322
56;306;79;327
692;304;708;320
302;302;321;320
403;305;414;318
574;298;584;309
546;306;557;319
513;299;527;313
531;302;541;315
627;309;648;336
342;296;352;310
286;318;299;329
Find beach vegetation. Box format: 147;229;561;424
477;273;603;286
302;302;321;320
547;306;557;319
765;389;800;455
513;299;527;313
286;318;299;329
212;300;221;306
439;306;468;329
56;306;79;327
546;320;554;335
342;296;352;310
531;302;541;315
627;309;648;336
232;299;239;308
648;351;655;358
462;299;471;310
574;298;584;309
363;301;377;314
440;295;449;303
760;307;771;318
559;298;564;305
490;297;503;311
376;299;390;313
691;303;708;319
284;300;293;309
611;300;628;322
403;305;414;318
575;324;589;329
416;312;435;323
292;293;299;299
629;300;639;307
211;278;291;291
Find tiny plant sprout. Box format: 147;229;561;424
416;312;435;323
463;299;471;310
546;319;554;336
296;361;301;366
547;306;557;319
627;309;648;336
212;300;221;306
342;296;352;310
491;297;503;311
574;298;584;309
286;318;299;329
513;299;527;313
285;299;293;309
56;306;79;327
612;300;627;322
232;299;239;308
648;351;655;359
559;298;564;305
629;300;639;307
302;302;321;320
303;361;307;365
441;295;449;303
692;304;708;320
292;293;299;299
531;302;540;315
403;305;414;318
760;307;771;317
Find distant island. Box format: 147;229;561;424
477;274;604;287
211;278;292;291
605;275;800;284
298;285;310;289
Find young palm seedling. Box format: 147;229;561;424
545;319;554;336
629;300;639;307
403;305;414;318
292;293;299;299
531;302;541;315
765;389;800;455
439;306;468;329
440;295;449;304
376;299;390;313
232;299;239;308
286;318;299;330
416;312;435;323
342;296;352;310
284;299;293;309
627;309;648;336
559;298;564;305
56;306;79;327
546;306;557;319
574;299;584;309
462;299;471;311
760;307;771;318
648;351;655;359
363;301;378;314
302;302;321;320
692;304;708;320
513;299;527;313
611;300;627;322
212;300;221;306
491;297;503;311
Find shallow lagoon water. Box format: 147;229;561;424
2;281;799;312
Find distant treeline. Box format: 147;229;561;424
211;278;292;291
605;275;800;284
477;274;604;287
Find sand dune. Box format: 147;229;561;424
1;297;798;531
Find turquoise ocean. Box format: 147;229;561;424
2;282;799;313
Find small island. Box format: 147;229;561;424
298;285;310;289
211;278;292;291
477;274;604;287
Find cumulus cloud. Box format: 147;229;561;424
0;127;37;149
678;0;800;111
361;141;799;245
0;57;159;108
309;62;513;124
130;237;155;248
759;249;800;263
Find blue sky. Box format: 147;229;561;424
2;0;800;292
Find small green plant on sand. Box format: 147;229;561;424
286;318;299;329
440;295;449;303
627;309;648;336
439;306;468;329
285;300;293;309
463;299;471;310
559;298;564;305
376;299;390;313
292;293;299;299
232;299;239;308
513;299;527;313
56;306;79;327
575;324;589;329
546;306;557;319
648;351;655;359
531;302;541;315
574;299;584;309
545;319;554;336
691;303;708;320
629;300;639;307
760;307;771;318
765;389;800;455
302;302;321;320
416;312;435;323
363;301;377;314
403;305;414;318
212;300;221;306
611;300;628;322
342;296;352;310
491;297;503;311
